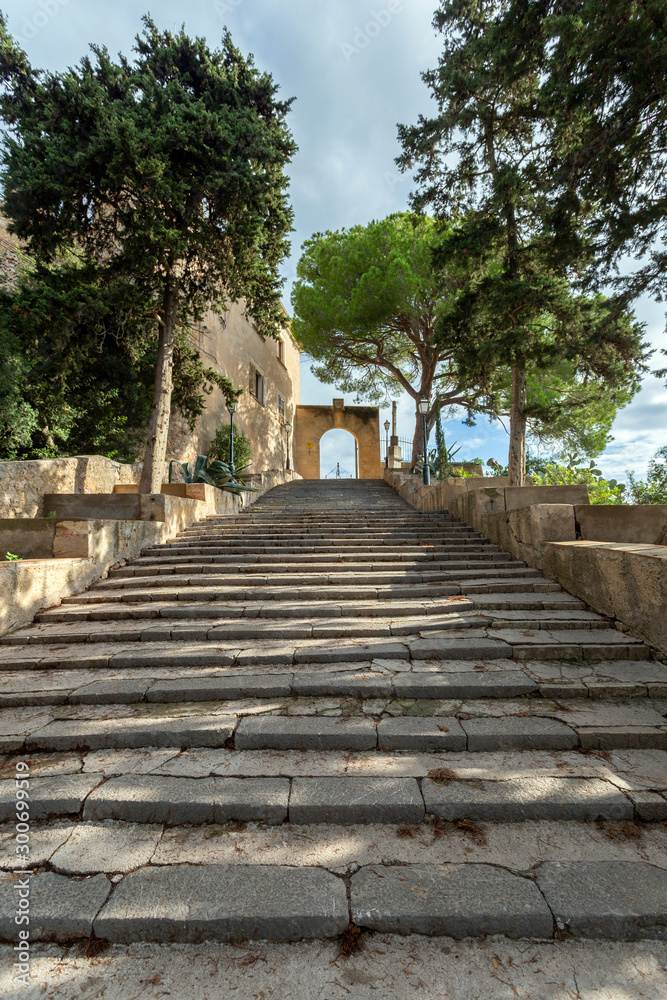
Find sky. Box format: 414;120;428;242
5;0;666;479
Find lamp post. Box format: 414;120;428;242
226;398;238;476
284;421;292;471
384;420;390;469
417;396;430;486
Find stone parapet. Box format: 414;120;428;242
542;541;667;657
0;456;142;519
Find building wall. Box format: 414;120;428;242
169;301;300;475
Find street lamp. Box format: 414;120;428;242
284;420;292;471
417;396;431;486
226;398;238;475
384;420;390;469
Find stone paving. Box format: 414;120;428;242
0;478;666;960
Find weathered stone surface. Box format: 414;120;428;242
83;775;289;825
147;675;292;702
235;716;377;750
393;671;537;699
462;717;578;751
377;717;466;751
537;862;667;939
289;777;424;824
0;871;111;941
627;790;667;822
408;637;512;660
94;864;349;942
50;821;162;874
423;777;633;822
350;864;553;938
0;773;103;822
27;715;237;751
69;679;153;704
292;673;393;698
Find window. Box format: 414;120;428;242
278;395;285;418
249;363;267;405
277;339;285;365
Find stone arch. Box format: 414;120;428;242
295;399;382;480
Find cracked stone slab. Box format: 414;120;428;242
0;871;111;941
423;776;633;822
147;675;293;702
94;864;349;943
408;637;512;660
350;864;553;938
461;717;578;751
537;862;667;939
49;821;162;874
393;671;537;699
377;717;466;751
289;777;424;824
628;791;667;822
235;716;377;751
0;773;104;822
292;673;393;698
83;775;289;825
26;715;237;752
69;679;154;704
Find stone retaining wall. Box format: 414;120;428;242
0;469;301;635
0;456;142;519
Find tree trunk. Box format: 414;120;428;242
139;287;178;494
508;364;527;487
411;408;425;468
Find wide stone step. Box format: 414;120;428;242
61;579;561;605
4;697;666;754
36;595;590;624
3;770;660;826
1;861;664;942
136;547;498;562
108;556;517;580
1;659;664;706
95;565;540;590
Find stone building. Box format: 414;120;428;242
168;302;300;475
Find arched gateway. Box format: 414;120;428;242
295;398;382;479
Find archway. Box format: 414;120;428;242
319;429;358;479
295;399;382;480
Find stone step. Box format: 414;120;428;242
61;579;562;605
36;596;591;624
6;699;665;754
94;565;542;590
1;860;664;942
1;659;664;706
136;546;498;562
108;556;518;580
3;770;663;827
0;616;630;647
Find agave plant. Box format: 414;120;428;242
412;442;462;480
169;455;257;495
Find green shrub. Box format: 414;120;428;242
626;447;667;504
208;425;253;469
532;461;626;504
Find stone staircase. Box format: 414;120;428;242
0;478;665;946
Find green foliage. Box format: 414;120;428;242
5;552;22;561
0;14;295;478
396;1;649;479
168;455;256;495
533;462;626;505
291;212;493;463
626;448;667;505
208;425;253;469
